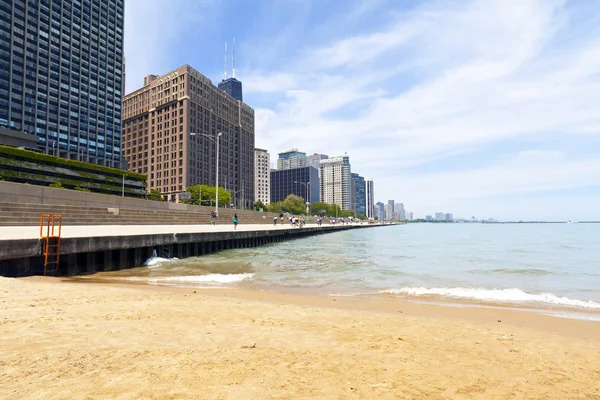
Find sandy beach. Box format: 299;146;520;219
1;277;599;399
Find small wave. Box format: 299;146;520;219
148;273;254;284
468;268;557;276
380;287;600;309
143;256;179;266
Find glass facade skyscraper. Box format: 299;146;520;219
0;0;125;168
218;77;242;102
351;172;366;216
270;166;319;204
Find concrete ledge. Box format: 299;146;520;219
0;224;393;277
0;238;41;260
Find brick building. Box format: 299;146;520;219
122;65;255;206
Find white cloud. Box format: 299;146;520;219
250;0;600;218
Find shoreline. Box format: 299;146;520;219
70;273;600;325
2;276;599;399
64;276;599;339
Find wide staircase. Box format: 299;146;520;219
0;201;283;226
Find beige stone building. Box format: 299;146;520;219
254;148;270;206
122;65;255;206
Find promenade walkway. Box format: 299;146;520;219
0;222;351;240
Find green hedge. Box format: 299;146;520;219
0;145;146;181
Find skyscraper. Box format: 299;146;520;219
218;39;243;102
277;148;306;170
397;202;405;220
350;172;366;216
365;179;374;219
270;166;319;204
0;0;125;168
375;202;385;221
306;153;328;168
254;148;270;205
387;200;395;215
218;78;243;102
122;65;255;206
319;155;351;211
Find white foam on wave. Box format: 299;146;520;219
148;273;254;284
380;287;600;309
143;256;179;266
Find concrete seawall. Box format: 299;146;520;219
0;224;388;277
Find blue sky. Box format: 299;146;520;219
124;0;600;221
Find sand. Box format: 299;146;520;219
1;277;599;399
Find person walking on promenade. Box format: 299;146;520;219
273;216;277;226
280;215;284;225
233;214;238;230
301;215;306;227
211;211;217;226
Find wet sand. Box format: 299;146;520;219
1;276;599;399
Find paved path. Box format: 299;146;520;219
0;223;357;240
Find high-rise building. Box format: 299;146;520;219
426;215;433;221
407;211;414;220
387;200;395;215
122;65;255;206
270;166;319;204
0;0;126;168
365;179;374;219
375;202;385;221
218;78;243;102
445;213;453;221
397;203;405;220
277;148;306;170
385;203;393;220
319;155;351;210
306;153;328;168
350;173;366;216
254;148;270;206
435;212;445;220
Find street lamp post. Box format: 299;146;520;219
294;181;310;214
190;131;223;215
231;189;245;209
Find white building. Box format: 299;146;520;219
365;179;374;219
385;204;393;220
397;203;406;220
254;148;270;205
319;155;351;211
435;212;445;220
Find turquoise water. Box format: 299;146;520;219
91;224;600;313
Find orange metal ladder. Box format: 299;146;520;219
40;214;62;276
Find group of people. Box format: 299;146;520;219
288;215;306;227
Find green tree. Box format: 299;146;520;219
282;194;306;215
309;202;329;216
267;201;284;214
148;189;164;201
253;200;266;211
186;184;231;207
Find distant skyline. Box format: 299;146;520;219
124;0;600;221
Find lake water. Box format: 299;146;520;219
88;223;600;317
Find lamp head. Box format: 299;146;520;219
217;132;223;137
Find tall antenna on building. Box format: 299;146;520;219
223;42;228;80
232;37;236;78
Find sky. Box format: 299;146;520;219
124;0;600;221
